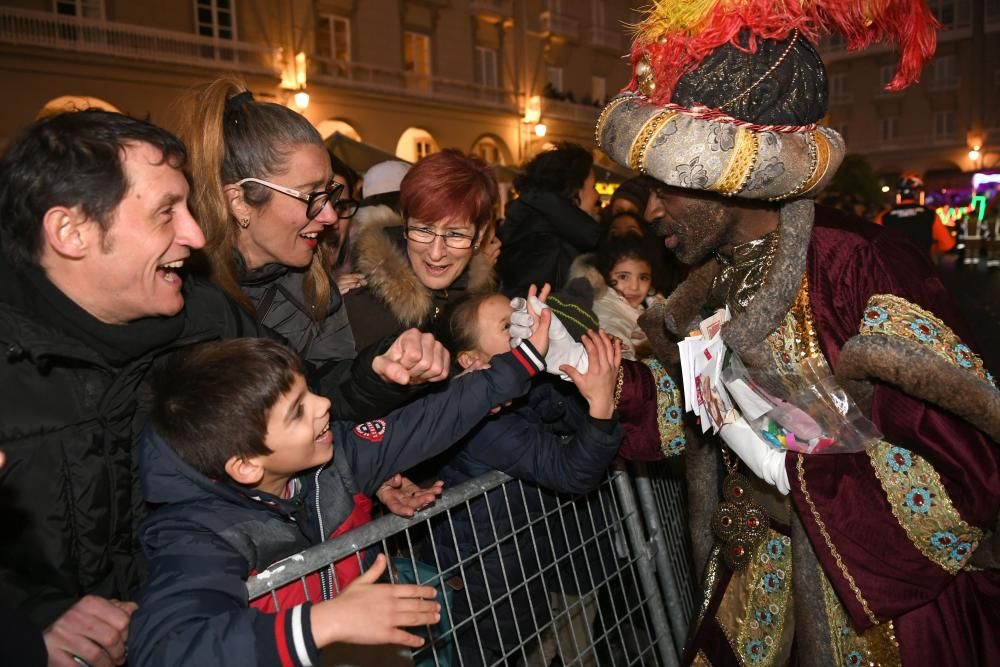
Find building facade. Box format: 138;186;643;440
0;0;642;169
820;0;1000;186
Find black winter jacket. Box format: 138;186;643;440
236;256;357;365
128;341;546;667
0;264;415;630
497;192;603;293
421;379;622;666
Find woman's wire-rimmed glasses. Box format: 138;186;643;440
404;225;477;249
235;177;344;220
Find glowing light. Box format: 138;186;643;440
968;148;981;162
523;95;542;124
972;173;1000;190
293;90;310;109
534;123;547;137
881;185;890;193
971;194;987;222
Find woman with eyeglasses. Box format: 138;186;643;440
175;77;452;430
322;151;366;294
343;149;499;351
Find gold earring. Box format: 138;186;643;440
238;217;250;229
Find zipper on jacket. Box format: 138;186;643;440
313;464;336;600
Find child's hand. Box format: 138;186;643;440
376;474;444;518
310;554;441;649
524;283;552;356
560;330;622;420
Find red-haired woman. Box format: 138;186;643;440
344;149;500;349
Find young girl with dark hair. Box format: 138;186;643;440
592;234;668;360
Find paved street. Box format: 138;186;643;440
937;256;1000;374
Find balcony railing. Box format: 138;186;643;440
542;97;601;125
0;7;277;74
469;0;513;22
310;56;515;110
588;25;623;52
539;10;578;41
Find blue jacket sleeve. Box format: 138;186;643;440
460;390;623;495
129;516;320;667
340;341;547;496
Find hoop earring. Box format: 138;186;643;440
238;217;250;229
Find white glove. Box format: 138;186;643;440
508;297;534;347
719;417;790;495
528;295;589;380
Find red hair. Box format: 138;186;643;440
400;149;498;232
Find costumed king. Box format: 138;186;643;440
595;1;1000;665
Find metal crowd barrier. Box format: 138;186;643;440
247;463;696;667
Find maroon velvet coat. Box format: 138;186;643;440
790;206;1000;664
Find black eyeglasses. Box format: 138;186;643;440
333;198;360;219
404;225;477;249
235;177;344;220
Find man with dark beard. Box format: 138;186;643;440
596;2;1000;665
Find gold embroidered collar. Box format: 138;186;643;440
709;229;781;314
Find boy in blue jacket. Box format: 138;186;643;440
425;292;624;666
129;321;549;666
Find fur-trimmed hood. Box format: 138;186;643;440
351;204;497;328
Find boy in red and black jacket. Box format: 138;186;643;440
129;323;548;666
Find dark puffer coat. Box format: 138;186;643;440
236;255;357;365
0;263;412;630
498;192;603;293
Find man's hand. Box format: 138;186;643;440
44;595;137;667
372;329;450;385
310;554;441;649
376;474;444;518
561;330;622;420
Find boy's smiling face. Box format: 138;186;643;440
259;373;334;484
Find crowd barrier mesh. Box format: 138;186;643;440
247;463;697;667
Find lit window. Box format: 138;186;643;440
591;76;606;104
404;32;432;77
474;46;499;89
318;15;351;64
546;66;563;92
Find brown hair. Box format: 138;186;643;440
400;149;498;234
175;76;332;320
150;339;304;480
435;291;497;357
